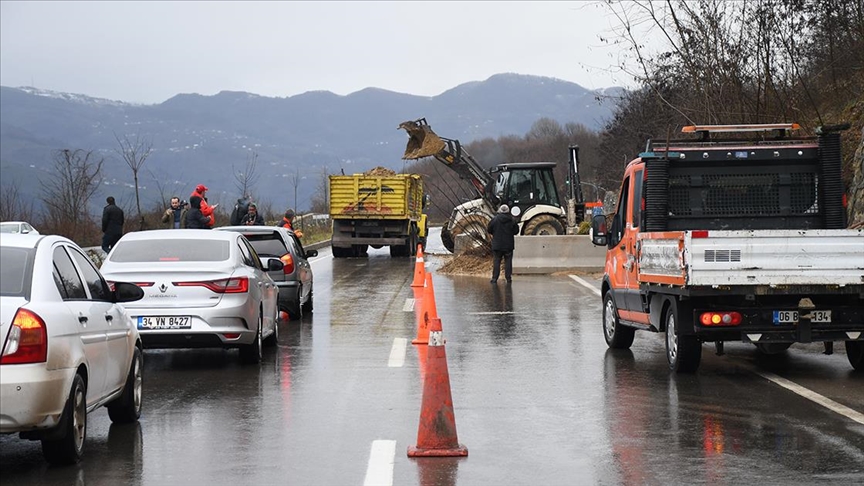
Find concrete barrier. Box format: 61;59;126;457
512;235;607;274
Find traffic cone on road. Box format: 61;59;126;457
412;273;438;345
407;317;468;457
411;244;426;287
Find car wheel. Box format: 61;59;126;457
42;374;87;465
289;288;303;321
107;347;143;423
603;292;635;349
302;288;314;313
264;312;279;347
240;315;263;364
847;341;864;371
665;300;702;373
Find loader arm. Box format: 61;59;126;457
398;118;492;199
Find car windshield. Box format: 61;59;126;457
243;234;288;257
0;247;34;296
109;239;231;262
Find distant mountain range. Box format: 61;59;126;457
0;73;622;213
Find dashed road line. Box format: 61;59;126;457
363;439;396;486
388;338;407;368
403;298;415;312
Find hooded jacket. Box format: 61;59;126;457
185;196;212;229
487;212;519;252
190;186;215;227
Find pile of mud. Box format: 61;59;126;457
435;248;492;276
364;166;398;176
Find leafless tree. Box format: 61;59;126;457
39;149;104;242
114;132;152;231
287;166;301;213
309;166;331;214
0;180;35;222
233;151;260;197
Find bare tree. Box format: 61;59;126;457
309;166;331;214
287;166;301;213
233;151;260;197
40;149;104;242
0;180;35;222
114;132;152;231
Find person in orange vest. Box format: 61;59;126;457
276;208;303;237
191;184;216;227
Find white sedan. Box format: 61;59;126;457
99;229;282;363
0;221;39;235
0;234;144;465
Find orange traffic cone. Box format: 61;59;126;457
407;317;468;457
411;244;426;287
412;273;438;345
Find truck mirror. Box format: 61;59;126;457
591;214;608;246
424;194;431;209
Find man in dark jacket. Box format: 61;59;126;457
487;204;519;283
185;195;212;229
101;196;124;253
240;202;265;225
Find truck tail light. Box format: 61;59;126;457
174;277;249;293
1;309;48;364
692;230;709;238
700;311;742;326
280;253;295;274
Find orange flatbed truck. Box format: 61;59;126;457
591;124;864;373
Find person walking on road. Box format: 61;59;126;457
487;204;519;284
185;196;212;229
161;196;187;229
101;196;125;253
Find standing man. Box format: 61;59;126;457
190;184;216;227
487;204;519;284
102;196;125;253
161;197;187;229
277;208;303;237
185;196;212;229
240;202;265;225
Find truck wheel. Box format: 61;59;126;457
847;341;864;371
332;246;351;258
665;300;701;373
603;292;634;349
754;343;792;355
524;215;565;235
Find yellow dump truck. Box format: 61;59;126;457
329;171;428;258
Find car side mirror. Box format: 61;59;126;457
266;258;285;271
591;214;608;246
306;249;318;258
115;282;145;303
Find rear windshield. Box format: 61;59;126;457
0;247;34;296
243;234;288;257
109;239;231;262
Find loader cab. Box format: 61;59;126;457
489;163;561;215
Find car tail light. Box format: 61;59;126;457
700;311;743;326
134;282;154;287
1;309;48;364
173;277;249;294
222;333;241;340
280;253;295;274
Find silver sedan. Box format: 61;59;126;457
99;230;282;363
1;234;144;465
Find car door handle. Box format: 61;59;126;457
105;314;114;322
78;315;88;323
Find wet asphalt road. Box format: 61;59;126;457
2;228;863;485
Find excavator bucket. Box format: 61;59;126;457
398;119;447;160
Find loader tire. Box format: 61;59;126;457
523;215;565;236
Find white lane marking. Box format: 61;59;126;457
403;298;415;312
754;370;864;425
568;274;602;297
470;311;514;315
363;439;396;486
388;338;407;368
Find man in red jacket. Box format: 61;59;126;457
191;184;216;227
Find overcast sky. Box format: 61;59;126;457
0;1;639;105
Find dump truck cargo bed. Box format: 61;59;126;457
329;174;424;220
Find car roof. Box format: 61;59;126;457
0;233;69;249
118;229;240;242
